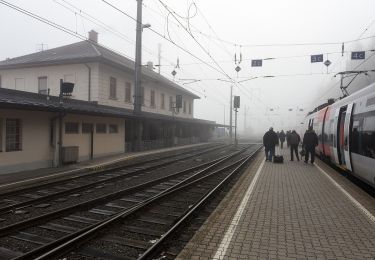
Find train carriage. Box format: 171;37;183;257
304;83;375;188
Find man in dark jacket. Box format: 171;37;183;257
289;130;300;161
286;130;291;148
279;130;286;149
263;127;279;161
302;126;319;164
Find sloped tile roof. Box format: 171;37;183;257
0;88;215;125
0;41;199;99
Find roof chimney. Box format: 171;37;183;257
88;30;98;43
147;61;154;70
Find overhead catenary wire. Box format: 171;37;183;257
53;0;179;68
0;0;222;105
157;0;236;84
156;0;273;111
101;0;237;82
0;0;136;61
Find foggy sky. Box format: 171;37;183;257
1;0;375;137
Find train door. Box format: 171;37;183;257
332;109;340;163
343;103;354;171
336;106;347;166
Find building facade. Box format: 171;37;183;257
0;32;215;174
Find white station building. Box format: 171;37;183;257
0;31;216;174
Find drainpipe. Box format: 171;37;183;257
84;64;91;101
50;111;65;167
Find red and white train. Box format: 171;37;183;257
305;83;375;188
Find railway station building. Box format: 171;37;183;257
0;31;216;174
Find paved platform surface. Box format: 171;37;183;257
0;143;209;191
177;148;375;260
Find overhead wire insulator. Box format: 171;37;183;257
176;57;180;68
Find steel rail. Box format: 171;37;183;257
0;148;237;238
0;144;227;215
13;145;253;260
0;143;223;197
138;144;262;259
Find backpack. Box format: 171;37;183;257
290;133;299;145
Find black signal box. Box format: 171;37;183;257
234;96;240;108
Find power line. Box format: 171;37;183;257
101;0;235;81
310;51;375;107
157;0;235;83
0;0;136;60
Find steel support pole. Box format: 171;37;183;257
234;108;238;148
58;79;63;167
134;0;143;115
133;0;143;151
229;85;233;141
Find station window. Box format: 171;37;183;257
109;124;118;133
188;102;192;114
169;96;173;111
109;77;117;99
141;87;145;105
125;82;131;103
160;93;165;109
65;122;79;134
6;119;22;152
96;123;107;134
38;76;48;95
150;90;155;107
183;101;186;113
82;123;93;134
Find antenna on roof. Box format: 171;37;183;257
36;43;48;52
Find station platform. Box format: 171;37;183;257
177;148;375;260
0;143;209;192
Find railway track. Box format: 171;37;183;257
0;143;229;223
0;143;260;259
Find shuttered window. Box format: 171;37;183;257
109;124;118;133
150;90;155;107
6;119;22;152
109;77;117;99
125;82;131;103
38;76;47;95
65;122;79;134
96;123;106;134
161;93;165;109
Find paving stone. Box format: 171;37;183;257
177;148;375;259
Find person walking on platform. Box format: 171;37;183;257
263;127;279;161
279;130;286;149
302;126;319;164
289;130;300;161
286;130;291;148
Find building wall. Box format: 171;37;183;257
0;62;100;101
0;62;195;118
0;109;54;173
0;108;125;174
62;114;125;161
98;63;195;118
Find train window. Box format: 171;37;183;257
351;115;375;159
363;116;375;131
366;97;375;107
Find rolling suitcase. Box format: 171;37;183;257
273;147;284;163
